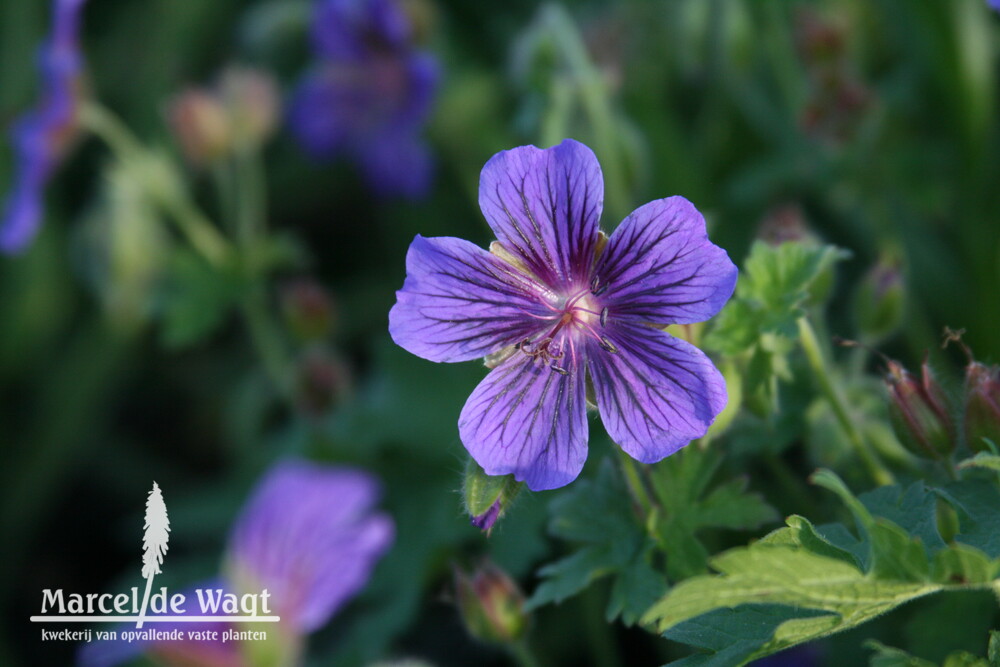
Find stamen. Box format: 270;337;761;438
599;336;618;354
551;365;569;375
600;307;608;327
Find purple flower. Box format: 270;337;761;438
389;140;737;491
289;0;438;198
79;461;394;667
1;0;87;254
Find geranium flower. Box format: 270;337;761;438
288;0;438;198
389;139;737;490
1;0;87;253
79;461;394;667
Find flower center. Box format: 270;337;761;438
520;283;615;373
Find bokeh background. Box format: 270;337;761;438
2;0;999;665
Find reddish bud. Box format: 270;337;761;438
885;358;956;459
964;362;1000;453
453;561;528;644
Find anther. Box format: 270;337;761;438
600;307;608;327
599;336;618;354
551;365;569;375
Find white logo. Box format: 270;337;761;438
30;481;280;641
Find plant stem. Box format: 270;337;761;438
229;146;294;401
509;638;543;667
80;103;233;268
617;448;654;518
797;316;894;486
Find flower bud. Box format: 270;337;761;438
296;350;351;417
453;561;528;644
463;458;522;534
853;254;905;344
281;280;335;342
885;358;955;459
167;89;231;166
963;362;1000;453
219;66;280;150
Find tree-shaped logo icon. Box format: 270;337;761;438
136;481;170;628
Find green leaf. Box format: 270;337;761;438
662;604;830;667
939;480;1000;558
704;240;848;355
526;459;652;622
606;555;667;626
643;544;940;633
930;544;998;585
160;251;244;348
956;453;1000;473
989;631;999;667
649;446;779;580
866;641;990;667
866;640;938;667
527;545;621;608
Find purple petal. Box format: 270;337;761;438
1;0;85;255
459;353;588;491
226;460;394;633
0;172;44;253
595;196;737;325
356;129;433;199
312;0;410;60
588;324;727;463
389;235;550;363
478;138;603;288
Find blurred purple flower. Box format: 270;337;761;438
289;0;438;198
389;139;737;491
79;461;394;667
1;0;87;254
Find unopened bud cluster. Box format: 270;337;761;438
883;340;1000;459
168;67;279;167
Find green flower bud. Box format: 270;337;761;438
854;254;905;344
463;458;522;534
453;562;528;644
885;358;955;459
963;362;1000;453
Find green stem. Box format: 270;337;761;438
80;103;233;268
797;317;894;486
509;638;543;667
543;5;630;223
617;447;654;518
229;146;294;401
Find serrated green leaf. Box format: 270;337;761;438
694;476;779;531
813;470;937;580
766;515;862;568
649;447;778;581
606;556;667;626
526;545;619;609
861;482;948;556
643;544;941;633
939;480;1000;558
160;251;244;348
957;453;1000;472
704;241;847;356
661;604;830;667
528;459;651;621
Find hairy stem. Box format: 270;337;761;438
798;316;894;486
